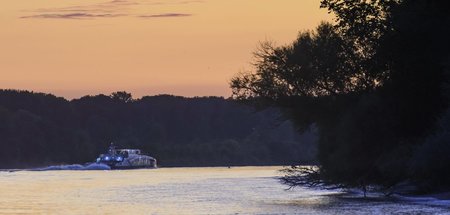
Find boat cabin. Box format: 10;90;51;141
118;149;141;155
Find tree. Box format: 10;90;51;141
0;89;315;168
110;91;133;103
231;0;450;191
231;22;372;100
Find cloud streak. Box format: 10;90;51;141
20;0;199;20
138;13;192;18
21;13;126;19
21;0;136;19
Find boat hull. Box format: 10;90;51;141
110;165;157;170
97;156;157;169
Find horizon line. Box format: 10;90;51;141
0;88;231;101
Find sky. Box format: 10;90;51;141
0;0;333;99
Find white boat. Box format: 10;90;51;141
95;143;157;169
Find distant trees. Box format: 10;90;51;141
111;91;133;103
231;0;450;191
0;90;316;168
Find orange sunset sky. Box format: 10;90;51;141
0;0;333;99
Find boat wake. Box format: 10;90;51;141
33;163;111;171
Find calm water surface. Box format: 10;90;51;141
0;166;449;214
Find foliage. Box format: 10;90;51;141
410;108;450;191
0;90;317;168
231;0;450;191
280;166;323;189
231;22;375;100
110;91;133;103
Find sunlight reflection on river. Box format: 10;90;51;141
0;166;449;214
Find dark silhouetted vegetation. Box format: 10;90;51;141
0;89;317;168
231;0;450;193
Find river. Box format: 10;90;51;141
0;166;449;214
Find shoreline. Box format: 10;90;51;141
407;192;450;201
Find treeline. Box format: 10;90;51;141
231;0;450;192
0;89;317;168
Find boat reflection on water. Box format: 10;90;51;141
96;143;157;169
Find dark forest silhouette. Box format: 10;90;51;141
0;89;317;168
231;0;450;193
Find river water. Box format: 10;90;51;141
0;166;449;214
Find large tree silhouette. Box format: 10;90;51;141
231;0;450;191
